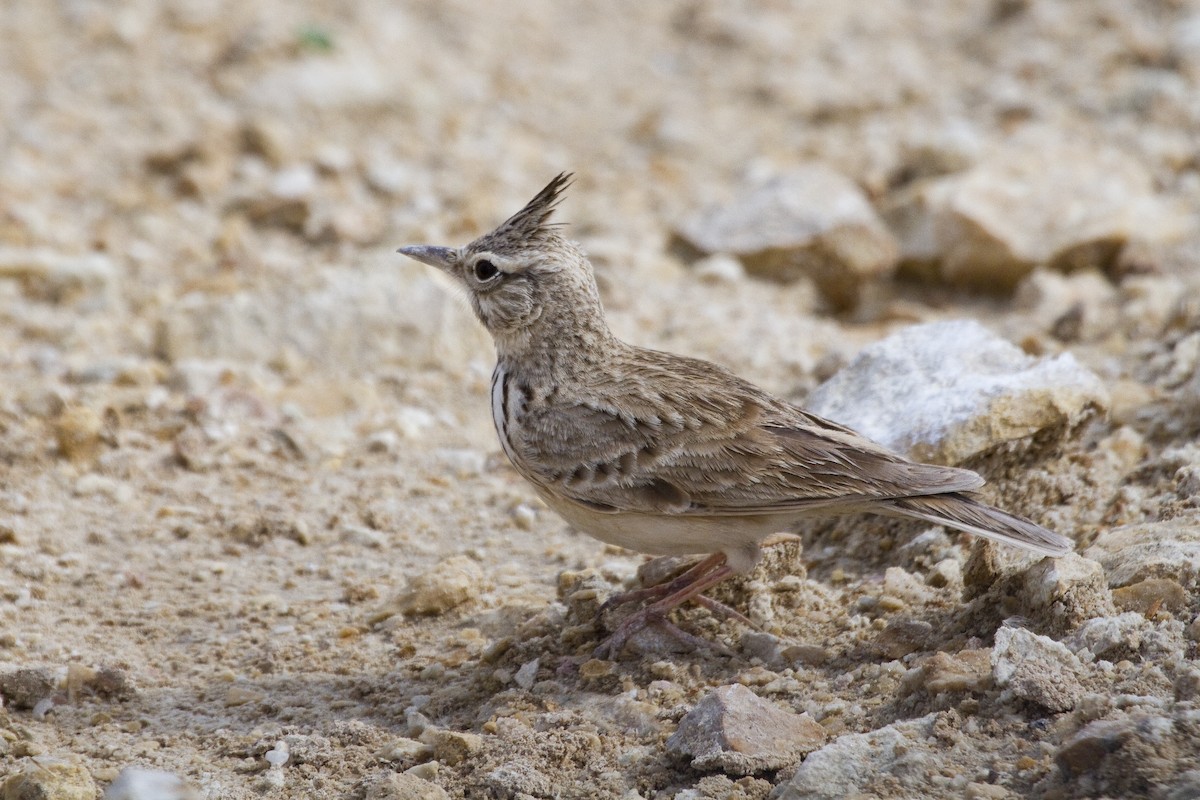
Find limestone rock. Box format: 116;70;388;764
53;406;106;464
363;772;448;800
1065;613;1148;661
907;649;992;695
3;759;97;800
241;52;401;113
0;667;58;710
876;619;933;659
482;762;554;798
806;320;1108;464
667;683;826;775
674;164;898;310
1055;714;1174;777
380;556;485;619
770;714;938;800
884;129;1187;291
1017;554;1114;633
104;769;199;800
1112;578;1188;615
1085;514;1200;589
991;626;1085;712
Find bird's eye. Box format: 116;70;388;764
473;259;500;281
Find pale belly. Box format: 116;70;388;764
533;486;785;573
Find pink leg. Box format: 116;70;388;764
599;553;726;615
594;558;736;660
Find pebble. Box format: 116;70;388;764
666;683;826;775
224;685;266;707
363;772;448;800
0;666;58;710
1085;514;1200;589
426;729;484;767
264;739;289;767
381;555;484;618
1054;714;1169;776
673;164;898;310
772;714;938;799
3;758;97;800
1017;554;1114;633
883;128;1186;290
1065;613;1148;661
0;247;121;310
806;319;1108;464
691;253;746;284
513;658;539;691
102;769;199;800
482;761;554;798
1013;269;1118;343
156;256;490;375
926;558;962;589
991;626;1085;712
1111;578;1188;616
908;649;992;695
376;737;431;762
882;566;933;604
875;619;934;659
54;406;106;463
242;51;399;113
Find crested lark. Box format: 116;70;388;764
398;174;1073;659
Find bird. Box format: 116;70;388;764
397;173;1073;659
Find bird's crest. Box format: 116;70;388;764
470;172;573;255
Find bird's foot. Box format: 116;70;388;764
593;607;733;660
598;553;725;616
593;557;736;660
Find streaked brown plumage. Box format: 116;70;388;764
398;174;1072;658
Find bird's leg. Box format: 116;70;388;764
594;557;736;660
599;552;726;615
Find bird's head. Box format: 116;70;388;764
398;173;607;357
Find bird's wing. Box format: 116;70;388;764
511;352;982;517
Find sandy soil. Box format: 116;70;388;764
2;1;1200;798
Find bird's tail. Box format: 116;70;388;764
883;493;1073;558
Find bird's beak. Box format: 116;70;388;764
396;245;456;271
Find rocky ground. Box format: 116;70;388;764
2;1;1200;798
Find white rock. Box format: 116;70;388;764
884;128;1188;290
270;165;318;200
691;253;745;284
806;319;1108;464
265;739;290;767
1066;613;1148;660
513;658;539;691
104;768;198;800
1085;513;1200;589
385;555;484;618
1018;554;1114;632
992;625;1086;712
3;760;96;799
674;164;898;309
771;714;938;799
242;52;400;113
366;158;415;196
667;683;826;775
364;771;448;800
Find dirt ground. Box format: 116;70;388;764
2;1;1200;798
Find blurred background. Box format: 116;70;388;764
2;2;1200;797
